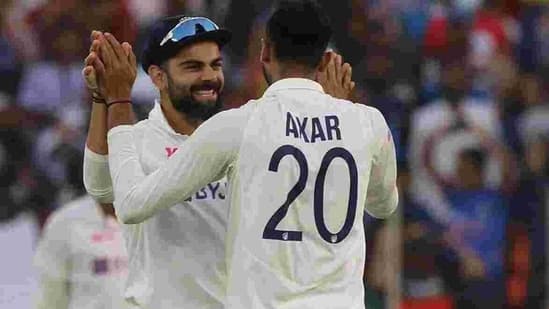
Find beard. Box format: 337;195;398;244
262;64;273;86
166;75;223;121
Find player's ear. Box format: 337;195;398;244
260;38;271;64
148;65;167;90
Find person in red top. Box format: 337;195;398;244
470;0;515;69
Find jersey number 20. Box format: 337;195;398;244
262;145;358;244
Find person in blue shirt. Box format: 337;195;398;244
444;147;508;309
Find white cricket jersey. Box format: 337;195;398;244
33;195;130;309
85;102;228;308
108;78;398;309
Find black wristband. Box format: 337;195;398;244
106;100;132;108
92;96;106;104
91;92;106;104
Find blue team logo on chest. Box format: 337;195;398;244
92;257;127;275
185;181;226;201
163;145;226;201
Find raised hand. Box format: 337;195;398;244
316;51;356;100
92;32;137;103
83;31;103;98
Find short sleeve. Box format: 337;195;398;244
364;108;398;218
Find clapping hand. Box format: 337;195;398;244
316;51;355;100
86;31;137;103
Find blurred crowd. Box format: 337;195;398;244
1;0;548;308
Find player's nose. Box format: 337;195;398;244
200;65;218;81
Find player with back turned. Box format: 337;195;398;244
93;1;397;308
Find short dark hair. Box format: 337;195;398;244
266;0;332;68
459;148;487;172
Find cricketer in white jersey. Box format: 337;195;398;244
108;77;397;308
82;16;233;308
33;195;130;309
84;102;229;308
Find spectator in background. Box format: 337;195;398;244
359;18;417;163
400;0;430;43
469;0;515;71
126;0;168;30
532;8;549;77
0;97;58;226
0;0;23;98
80;0;137;44
442;147;508;309
360;44;407;161
399;162;452;305
518;75;549;148
421;5;470;104
25;0;136;46
468;0;519;100
0;58;41;307
410;50;517;307
31;107;86;209
490;54;522;154
513;135;548;309
0;122;34;221
421;115;516;309
515;78;549;308
17;0;136;117
1;0;43;62
16;15;87;117
408;56;502;227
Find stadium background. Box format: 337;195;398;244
0;0;548;308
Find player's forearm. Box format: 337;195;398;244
107;123;231;224
107;126;195;224
35;275;69;309
107;102;135;130
83;147;114;203
84;101;115;203
105;99;179;223
86;102;109;154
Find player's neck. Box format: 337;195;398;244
160;98;202;136
99;203;116;218
272;63;316;83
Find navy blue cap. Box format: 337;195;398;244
141;15;231;73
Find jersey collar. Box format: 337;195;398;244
263;78;324;97
149;99;184;136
